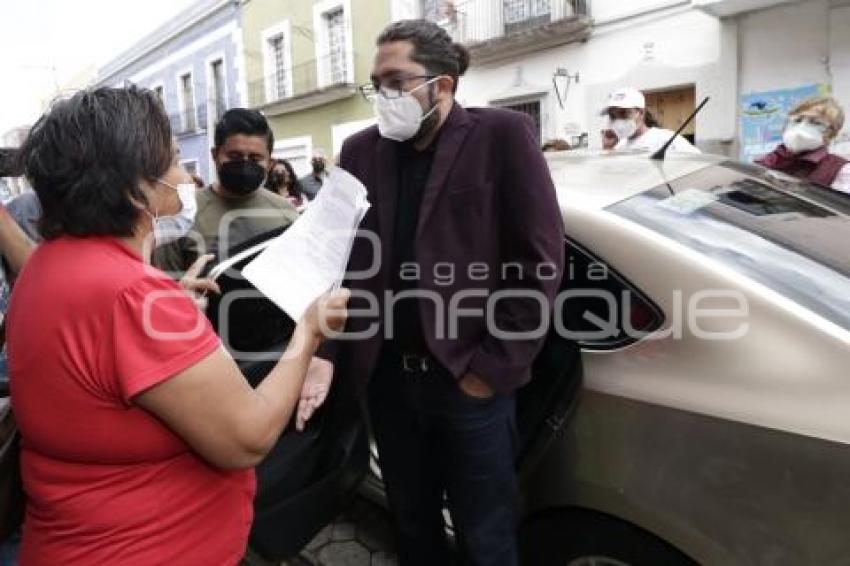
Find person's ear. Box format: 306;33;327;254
438;75;454;99
131;180;156;212
210;147;219;163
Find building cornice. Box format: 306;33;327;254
96;0;235;84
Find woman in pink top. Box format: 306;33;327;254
7;85;348;565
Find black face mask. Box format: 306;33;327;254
218;160;267;195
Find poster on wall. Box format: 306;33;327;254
739;83;830;163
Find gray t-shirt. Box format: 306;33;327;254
6;191;42;242
154;185;299;275
1;191;42;373
0;191;42;296
298;173;324;200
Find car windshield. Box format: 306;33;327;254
606;162;850;331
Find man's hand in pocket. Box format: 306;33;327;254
459;372;495;400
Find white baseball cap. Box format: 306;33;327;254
600;87;645;114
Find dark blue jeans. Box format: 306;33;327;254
0;532;19;566
368;354;519;566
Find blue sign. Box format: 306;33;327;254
739;83;829;162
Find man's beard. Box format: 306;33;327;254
412;85;440;144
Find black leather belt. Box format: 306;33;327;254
400;353;432;373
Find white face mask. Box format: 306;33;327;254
611;118;638;141
150;180;197;246
782;122;826;154
373;78;440;142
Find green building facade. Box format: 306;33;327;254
240;0;392;173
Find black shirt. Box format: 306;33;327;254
389;141;436;353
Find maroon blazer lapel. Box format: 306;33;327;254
416;103;473;239
375;137;398;282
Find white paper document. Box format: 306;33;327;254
657;188;719;215
242;167;371;321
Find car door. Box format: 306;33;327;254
205;228;369;562
512;231;666;480
515;308;583;479
515;233;660;479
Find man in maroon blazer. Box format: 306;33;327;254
317;19;564;566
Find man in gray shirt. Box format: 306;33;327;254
298;156;328;200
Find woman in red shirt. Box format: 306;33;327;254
6;86;348;565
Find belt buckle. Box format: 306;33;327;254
402;354;430;373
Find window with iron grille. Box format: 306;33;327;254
210;59;226;120
502;100;542;143
182;160;199;177
325;8;347;84
180;73;196;131
269;34;288;99
422;0;456;22
503;0;552;33
422;0;438;20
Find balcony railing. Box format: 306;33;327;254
166;93;240;136
248;52;357;113
429;0;590;63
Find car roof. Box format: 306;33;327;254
546;150;728;210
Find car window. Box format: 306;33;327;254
606;163;850;330
560;238;664;350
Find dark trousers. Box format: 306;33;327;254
368;353;519;566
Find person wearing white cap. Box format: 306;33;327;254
601;87;700;154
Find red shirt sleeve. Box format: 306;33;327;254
110;274;221;403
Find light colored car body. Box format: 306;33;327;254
521;151;850;565
192;149;849;564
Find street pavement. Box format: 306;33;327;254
283;498;398;566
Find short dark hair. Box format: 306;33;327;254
18;85;172;240
377;19;470;93
214;108;274;153
643;109;660;128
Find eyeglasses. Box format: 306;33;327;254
358;75;437;103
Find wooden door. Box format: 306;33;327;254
644;86;696;142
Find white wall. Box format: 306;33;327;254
829;5;850;109
829;4;850;152
736;0;850;153
581;8;735;146
456;6;736;150
274;136;313;177
390;0;420;20
738;0;831;94
393;0;850;156
332;118;376;157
